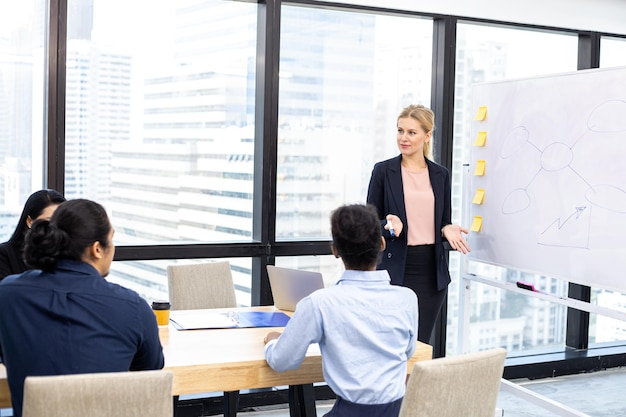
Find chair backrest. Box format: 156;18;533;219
22;370;173;417
167;261;237;310
399;348;506;417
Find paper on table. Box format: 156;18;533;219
170;310;238;330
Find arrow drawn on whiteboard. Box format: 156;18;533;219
538;206;591;249
541;207;587;234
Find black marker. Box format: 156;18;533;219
516;281;538;292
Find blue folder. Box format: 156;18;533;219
170;310;290;330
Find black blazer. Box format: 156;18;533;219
0;241;27;281
367;155;452;291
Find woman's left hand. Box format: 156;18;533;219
442;224;471;254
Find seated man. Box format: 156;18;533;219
264;204;418;417
0;199;164;417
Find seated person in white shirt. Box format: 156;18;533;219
264;203;418;417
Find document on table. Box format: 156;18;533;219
170;310;290;330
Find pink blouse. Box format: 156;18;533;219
401;166;435;245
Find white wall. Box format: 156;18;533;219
324;0;626;35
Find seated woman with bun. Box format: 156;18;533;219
0;198;164;417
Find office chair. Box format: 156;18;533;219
167;260;239;416
167;261;237;310
22;370;173;417
399;348;506;417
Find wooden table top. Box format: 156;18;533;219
0;306;432;407
165;306;432;394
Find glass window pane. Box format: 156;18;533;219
591;290;626;344
457;262;569;352
65;0;257;245
110;258;252;307
590;36;626;345
450;23;578;355
600;36;626;68
0;2;46;240
276;6;432;240
276;255;345;288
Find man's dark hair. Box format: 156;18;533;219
24;199;111;271
330;204;382;270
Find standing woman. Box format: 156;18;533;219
367;104;470;343
0;189;66;280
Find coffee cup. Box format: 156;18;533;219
152;300;171;326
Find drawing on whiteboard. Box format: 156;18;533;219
499;99;626;249
468;67;626;292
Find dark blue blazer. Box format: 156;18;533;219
367;155;452;291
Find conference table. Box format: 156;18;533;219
0;306;432;416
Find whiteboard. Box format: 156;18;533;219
468;66;626;293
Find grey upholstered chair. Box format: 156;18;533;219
399;348;506;417
167;260;239;416
22;370;173;417
167;260;237;310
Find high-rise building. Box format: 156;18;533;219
64;40;132;202
0;19;36;236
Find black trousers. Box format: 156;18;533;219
403;244;447;343
323;396;403;417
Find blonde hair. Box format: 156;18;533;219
398;104;435;160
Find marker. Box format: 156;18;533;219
516;281;538;292
386;219;395;237
517;281;569;301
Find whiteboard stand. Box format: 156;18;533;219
457;273;471;354
499;378;593;417
457;163;472;355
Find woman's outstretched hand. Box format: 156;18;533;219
442;224;471;254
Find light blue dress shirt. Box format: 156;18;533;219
264;269;418;404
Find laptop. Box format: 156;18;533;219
266;265;325;311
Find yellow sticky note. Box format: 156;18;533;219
474;160;486;176
471;216;483;232
472;188;485;204
474;131;487;146
475;106;487;121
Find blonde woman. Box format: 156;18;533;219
367;104;470;343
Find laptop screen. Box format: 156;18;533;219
266;265;325;311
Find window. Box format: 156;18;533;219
66;0;258;299
111;257;252;306
65;0;257;245
276;6;433;240
0;2;47;240
276;255;344;288
600;36;626;68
